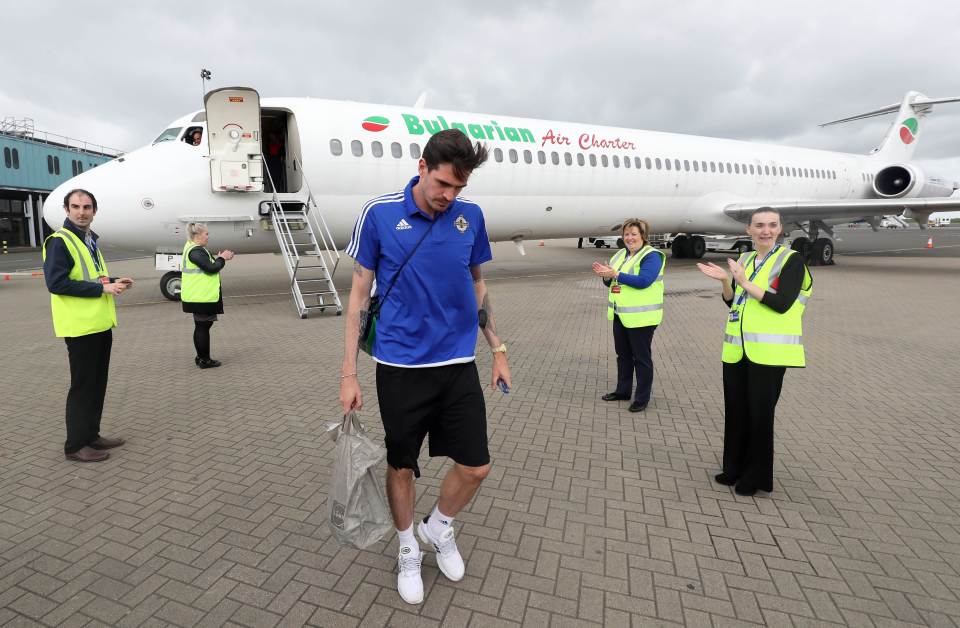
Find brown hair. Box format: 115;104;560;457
621;218;650;245
422;129;489;181
62;189;98;211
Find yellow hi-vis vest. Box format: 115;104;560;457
42;228;117;338
606;245;665;328
181;241;221;303
722;246;813;367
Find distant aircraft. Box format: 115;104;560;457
44;88;960;312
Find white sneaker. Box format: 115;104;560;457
397;545;424;604
417;518;465;582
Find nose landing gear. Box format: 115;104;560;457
160;271;182;301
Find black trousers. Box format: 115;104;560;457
612;316;656;404
721;358;786;491
64;329;113;454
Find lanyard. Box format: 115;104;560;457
614;248;642;277
734;245;779;306
85;234;102;272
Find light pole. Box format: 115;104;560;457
200;68;212;103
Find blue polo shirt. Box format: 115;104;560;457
346;176;493;367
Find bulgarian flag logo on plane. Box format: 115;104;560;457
362;116;389;132
899;118;918;144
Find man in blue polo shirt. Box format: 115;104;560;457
340;129;511;604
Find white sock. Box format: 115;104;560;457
397;525;418;550
426;505;453;538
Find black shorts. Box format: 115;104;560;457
376;362;489;478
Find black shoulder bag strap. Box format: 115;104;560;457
369;215;439;317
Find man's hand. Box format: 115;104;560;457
339;374;362;414
117;277;135;287
102;282;126;295
491;353;512;391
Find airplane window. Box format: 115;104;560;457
589;154;597;167
748;165;754;175
741;164;747;174
152;127;183;144
565;152;573;166
410;143;421;159
710;162;716;173
523;150;532;164
372;141;383;158
635;157;642;169
602;155;609;167
537;150;546;165
734;163;740;174
645;157;652;169
674;159;681;171
655;158;662;169
494;148;503;162
684;160;690;171
701;161;707;172
391;142;402;158
330;139;343;156
612;155;619;168
665;158;671;171
764;166;769;175
509;149;518;163
577;153;585;166
693;161;699;172
803;168;808;177
551;152;559;165
351;140;363;157
623;155;630;168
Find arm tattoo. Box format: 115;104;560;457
481;292;497;337
353;261;364;277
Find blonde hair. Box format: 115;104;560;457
186;222;208;241
620;218;650;245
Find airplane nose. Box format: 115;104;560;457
43;182;70;230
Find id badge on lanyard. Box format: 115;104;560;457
611;250;636;295
733;246;779;307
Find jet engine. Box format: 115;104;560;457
873;164;955;199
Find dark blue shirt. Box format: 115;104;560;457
603;249;664;289
42;219;107;298
346;176;493;367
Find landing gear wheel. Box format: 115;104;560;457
595;240;605;248
791;237;811;263
810;238;834;266
736;242;752;255
671;235;689;258
689;236;706;259
160;271;182;301
616;237;625;249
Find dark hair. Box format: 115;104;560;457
748;206;780;223
621;218;651;246
62;188;98;211
422;129;488;181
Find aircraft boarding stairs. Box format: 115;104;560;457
264;160;343;318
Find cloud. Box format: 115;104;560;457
2;0;958;172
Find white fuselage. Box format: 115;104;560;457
44;97;881;251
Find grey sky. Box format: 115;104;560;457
3;1;959;174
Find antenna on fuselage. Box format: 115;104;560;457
413;91;427;109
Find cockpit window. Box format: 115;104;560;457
153;127;183;144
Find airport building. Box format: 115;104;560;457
0;118;119;248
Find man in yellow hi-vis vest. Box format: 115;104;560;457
42;189;134;463
698;207;812;496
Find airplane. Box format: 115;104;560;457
43;87;960;314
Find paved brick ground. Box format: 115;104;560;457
2;243;959;627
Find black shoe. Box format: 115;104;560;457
197;358;221;369
602;392;629;401
195;356;202;367
628;402;646;413
714;473;737;486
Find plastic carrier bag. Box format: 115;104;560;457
326;411;393;549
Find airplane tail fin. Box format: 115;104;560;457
820;91;960;162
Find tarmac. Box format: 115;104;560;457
1;235;959;627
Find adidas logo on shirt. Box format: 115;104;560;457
396;219;412;231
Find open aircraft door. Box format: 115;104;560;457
204;87;264;192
